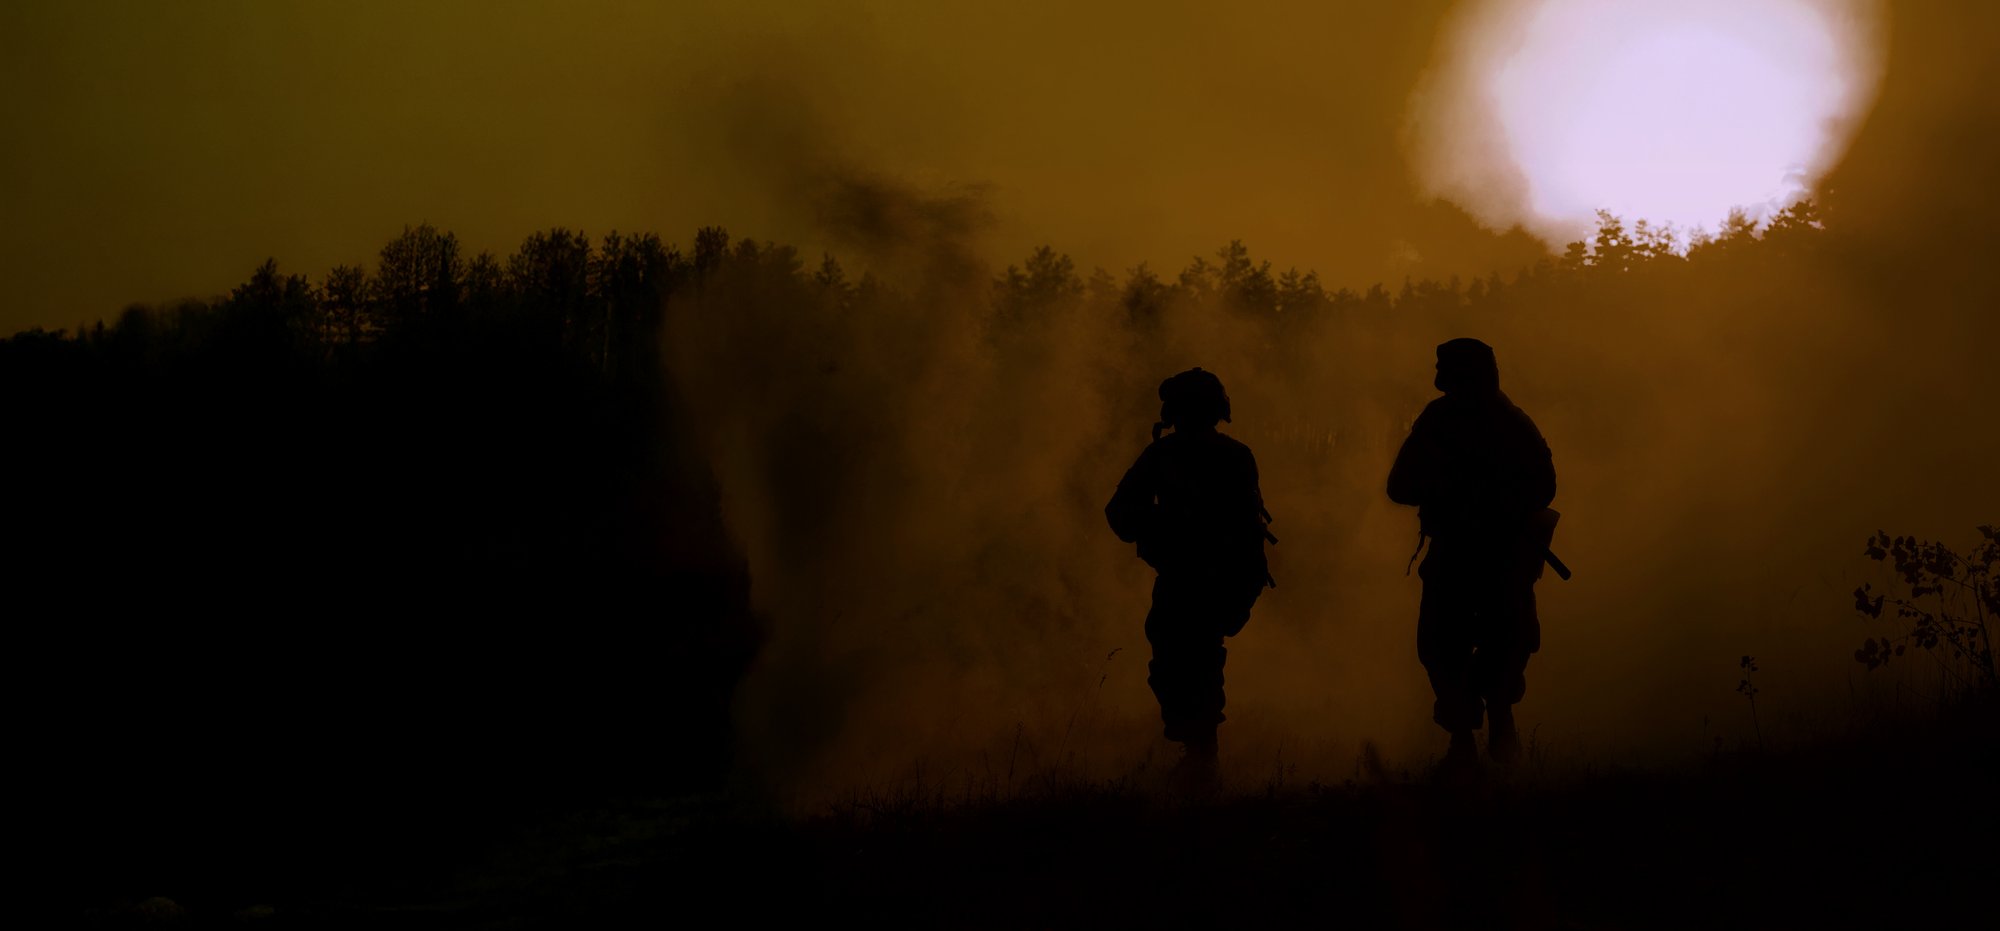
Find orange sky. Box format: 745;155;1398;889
2;0;1544;334
0;1;1992;336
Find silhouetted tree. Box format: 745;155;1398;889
509;227;594;350
1762;199;1824;259
376;223;462;329
694;226;730;279
1363;282;1393;311
320;264;372;349
1632;219;1680;264
591;230;682;377
1591;210;1635;273
1123;262;1170;330
813;252;849;295
1086;266;1120;312
993;245;1083;328
1178;254;1218;303
221;258;317;363
1560;239;1591;272
1216;240;1276;317
463;250;505;315
1277;267;1325;315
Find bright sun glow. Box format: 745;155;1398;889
1411;0;1883;242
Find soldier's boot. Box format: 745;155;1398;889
1488;705;1521;764
1442;729;1480;772
1171;728;1220;793
1488;731;1522;765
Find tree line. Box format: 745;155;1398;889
6;199;1830;374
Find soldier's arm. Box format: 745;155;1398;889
1105;445;1158;544
1520;413;1556;511
1240;445;1275;586
1243;446;1273;534
1387;408;1438;506
1529;437;1556;511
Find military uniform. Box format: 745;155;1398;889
1389;340;1555;745
1107;369;1272;753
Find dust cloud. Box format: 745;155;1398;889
11;1;1985;802
664;34;1996;801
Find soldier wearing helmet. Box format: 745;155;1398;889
1106;368;1275;779
1389;338;1557;768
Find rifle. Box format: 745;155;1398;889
1529;508;1571;581
1545;550;1572;581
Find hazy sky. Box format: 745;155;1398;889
0;0;1546;335
1;1;1989;338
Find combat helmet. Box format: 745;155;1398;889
1434;338;1500;395
1155;367;1231;440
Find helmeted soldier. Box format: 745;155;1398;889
1106;368;1274;776
1389;338;1557;767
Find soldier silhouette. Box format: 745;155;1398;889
1106;368;1275;778
1389;338;1559;768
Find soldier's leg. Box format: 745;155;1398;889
1144;578;1228;745
1471;645;1529;762
1473;586;1538;762
1417;575;1483;736
1473;646;1531;711
1143;584;1180;736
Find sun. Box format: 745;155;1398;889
1410;0;1884;242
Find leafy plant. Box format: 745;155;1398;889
1736;655;1763;749
1852;526;1998;692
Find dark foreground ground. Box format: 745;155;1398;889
65;699;1996;930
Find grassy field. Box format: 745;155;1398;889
67;696;1996;929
